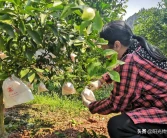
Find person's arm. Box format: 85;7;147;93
89;55;139;115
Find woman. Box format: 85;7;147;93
81;20;167;138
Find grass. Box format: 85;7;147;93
30;93;83;108
26;83;113;116
94;84;113;100
29;83;113;110
5;84;114;137
28;92;87;117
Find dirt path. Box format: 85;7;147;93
4;105;117;138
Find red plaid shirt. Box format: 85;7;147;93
89;51;167;124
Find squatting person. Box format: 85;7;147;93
81;20;167;138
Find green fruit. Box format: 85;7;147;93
81;7;95;21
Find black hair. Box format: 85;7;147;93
100;20;167;61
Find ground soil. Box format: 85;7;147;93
4;104;118;138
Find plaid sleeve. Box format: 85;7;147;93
89;55;139;115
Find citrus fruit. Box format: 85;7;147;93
81;7;95;21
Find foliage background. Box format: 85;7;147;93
133;0;167;55
0;0;127;95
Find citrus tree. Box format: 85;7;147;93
133;0;167;54
0;0;127;137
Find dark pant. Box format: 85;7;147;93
107;113;167;138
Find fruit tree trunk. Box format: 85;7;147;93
0;81;7;138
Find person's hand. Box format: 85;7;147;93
89;80;101;91
81;87;96;107
89;78;105;91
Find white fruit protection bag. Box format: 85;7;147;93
62;82;76;95
38;82;48;93
81;87;96;102
3;74;34;108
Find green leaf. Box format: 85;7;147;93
108;70;120;82
0;23;15;37
0;14;10;20
27;29;42;45
77;0;85;5
14;0;20;5
117;60;125;65
49;25;58;35
48;3;63;11
6;38;13;52
106;54;118;69
18;20;25;34
0;9;17;16
74;9;82;16
53;1;62;7
86;58;96;63
71;5;85;10
102;49;117;57
86;39;95;47
0;0;16;5
0;36;5;51
40;13;47;25
20;69;29;78
25;0;31;7
28;72;35;83
25;50;34;60
87;62;101;77
31;0;41;3
86;23;92;34
60;5;73;18
24;6;42;15
0;73;8;81
34;68;44;73
80;20;91;35
92;11;103;32
0;20;13;25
